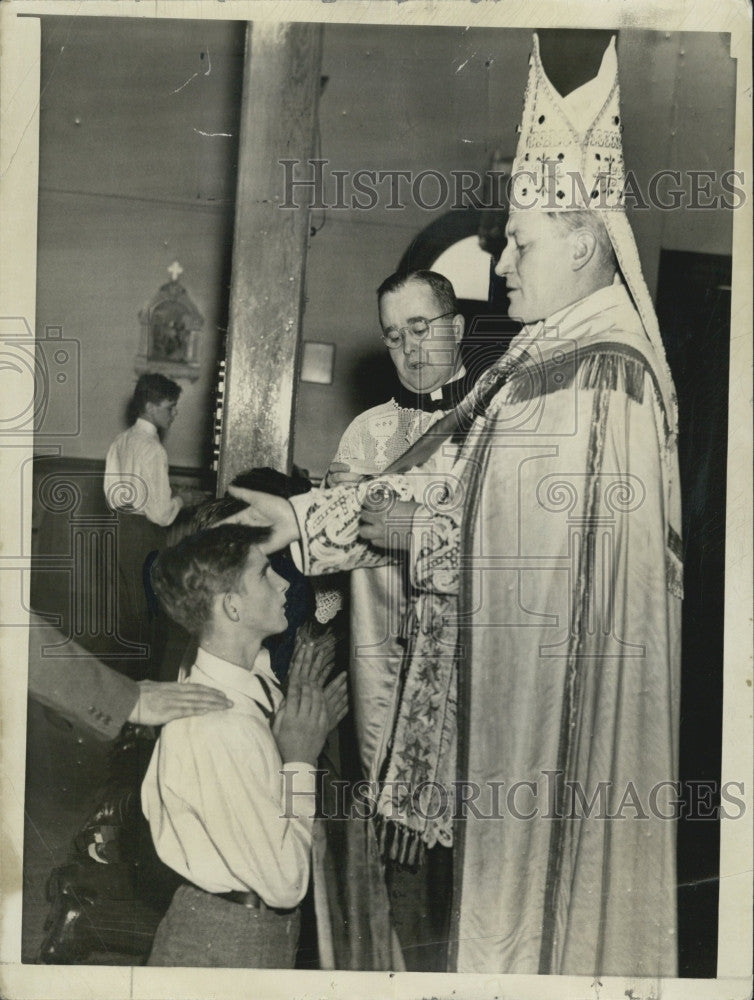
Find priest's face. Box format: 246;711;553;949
495;212;575;323
379;278;463;394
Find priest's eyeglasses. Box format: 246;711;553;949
381;311;455;350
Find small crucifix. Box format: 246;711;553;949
602;154;620;193
167;260;184;283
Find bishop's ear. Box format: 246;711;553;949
570;227;598;271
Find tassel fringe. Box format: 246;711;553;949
374;815;425;871
507;347;647;404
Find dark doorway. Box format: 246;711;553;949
656;248;731;978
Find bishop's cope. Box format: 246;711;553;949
229;35;683;977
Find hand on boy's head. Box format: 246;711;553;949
220;486;300;553
272;680;330;766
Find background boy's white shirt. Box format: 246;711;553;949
104;417;183;526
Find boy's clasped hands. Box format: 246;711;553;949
273;626;348;767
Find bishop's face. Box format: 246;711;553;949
379;280;463;395
495;212;575;324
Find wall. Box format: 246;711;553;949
618;31;737;300
35;19;737;478
36;16;245;468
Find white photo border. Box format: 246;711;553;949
1;2;751;998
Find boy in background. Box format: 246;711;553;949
104;373;204;676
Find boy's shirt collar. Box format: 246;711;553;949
188;646;284;716
134;417;158;437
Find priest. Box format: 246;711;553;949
323;269;474;972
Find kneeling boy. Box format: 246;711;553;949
142;524;336;967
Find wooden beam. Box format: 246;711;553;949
218;21;323;492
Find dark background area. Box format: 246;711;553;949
657;248;731;978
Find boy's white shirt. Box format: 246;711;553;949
141;646;316;909
104;417;183;526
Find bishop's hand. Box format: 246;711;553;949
220;485;300;552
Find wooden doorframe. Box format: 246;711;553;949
218;21;323;493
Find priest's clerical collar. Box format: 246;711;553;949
393;366;471;413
